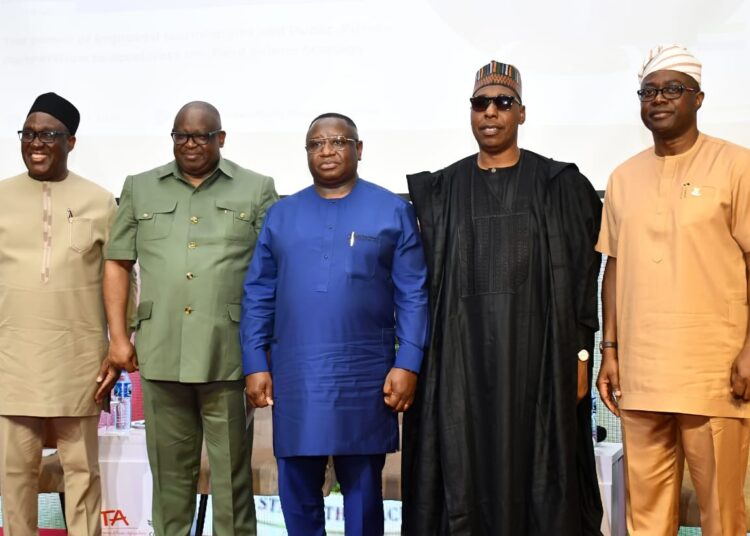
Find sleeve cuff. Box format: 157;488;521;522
104;248;138;261
594;238;616;258
394;341;424;374
243;348;270;375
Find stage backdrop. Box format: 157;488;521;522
1;0;749;195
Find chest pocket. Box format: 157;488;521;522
345;233;381;280
137;200;177;241
676;185;717;225
69;217;93;253
216;200;255;242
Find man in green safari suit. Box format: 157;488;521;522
103;101;278;535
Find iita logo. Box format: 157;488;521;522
101;509;130;526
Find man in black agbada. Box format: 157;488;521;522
401;60;604;535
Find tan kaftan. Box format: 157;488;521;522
0;171;115;417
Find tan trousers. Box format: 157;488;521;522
620;410;750;536
0;415;101;536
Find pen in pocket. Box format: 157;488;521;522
680;182;691;199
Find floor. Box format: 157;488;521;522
0;495;742;534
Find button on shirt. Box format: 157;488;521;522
106;158;278;382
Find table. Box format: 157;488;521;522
595;441;626;536
98;429;154;535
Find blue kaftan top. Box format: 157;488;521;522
241;179;429;457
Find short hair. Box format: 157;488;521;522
308;112;357;131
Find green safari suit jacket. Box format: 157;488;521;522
106;157;278;382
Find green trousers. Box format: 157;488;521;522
141;378;255;536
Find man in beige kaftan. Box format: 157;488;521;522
0;93;118;536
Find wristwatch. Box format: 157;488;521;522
599;341;618;352
577;349;590;362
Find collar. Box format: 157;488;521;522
157;157;234;181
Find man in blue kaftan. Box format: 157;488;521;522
241;112;429;536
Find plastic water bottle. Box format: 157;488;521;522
112;372;132;434
591;388;598;444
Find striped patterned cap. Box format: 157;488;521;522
473;60;522;100
639;44;702;86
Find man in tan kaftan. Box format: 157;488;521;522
0;93;118;536
597;45;750;536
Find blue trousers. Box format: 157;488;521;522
277;454;386;536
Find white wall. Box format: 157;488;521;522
1;0;748;194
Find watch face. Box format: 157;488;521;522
577;349;590;362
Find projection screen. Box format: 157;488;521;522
1;0;748;195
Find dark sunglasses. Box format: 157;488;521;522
469;94;520;112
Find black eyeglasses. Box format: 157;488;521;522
305;136;358;153
637;84;698;102
469;95;520;112
18;130;70;144
171;130;222;145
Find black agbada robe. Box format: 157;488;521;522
402;150;603;535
